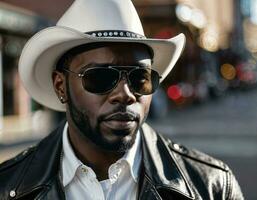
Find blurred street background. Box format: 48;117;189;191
0;0;256;199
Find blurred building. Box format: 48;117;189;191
134;0;235;107
0;2;52;139
0;2;51;114
0;0;73;22
241;0;257;58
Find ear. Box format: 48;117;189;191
52;70;67;103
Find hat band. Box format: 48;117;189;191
86;30;146;39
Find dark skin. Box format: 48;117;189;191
52;43;152;180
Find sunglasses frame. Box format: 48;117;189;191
62;65;161;95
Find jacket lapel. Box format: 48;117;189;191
138;123;195;200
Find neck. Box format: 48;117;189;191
67;126;124;181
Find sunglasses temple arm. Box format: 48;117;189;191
63;68;83;77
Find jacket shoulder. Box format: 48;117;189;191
161;136;229;172
0;121;65;172
142;123;229;171
0;145;36;173
0;124;63;200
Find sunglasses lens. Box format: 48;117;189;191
82;68;119;93
81;67;160;95
129;68;160;95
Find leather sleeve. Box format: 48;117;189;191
226;169;244;200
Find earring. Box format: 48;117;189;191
60;96;66;104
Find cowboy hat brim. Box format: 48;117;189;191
19;26;185;111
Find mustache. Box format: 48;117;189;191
99;106;140;122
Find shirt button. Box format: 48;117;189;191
81;167;88;173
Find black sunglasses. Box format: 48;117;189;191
63;65;161;95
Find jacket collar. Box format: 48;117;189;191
14;121;194;199
139;123;195;199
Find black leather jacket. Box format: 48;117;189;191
0;122;244;200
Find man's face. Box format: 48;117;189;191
64;43;152;152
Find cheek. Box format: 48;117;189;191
139;96;152;116
68;79;106;123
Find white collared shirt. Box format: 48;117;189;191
61;123;142;200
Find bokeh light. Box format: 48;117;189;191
220;63;237;80
199;30;219;52
167;85;182;100
190;8;207;29
176;4;207;29
175;4;192;23
181;83;194;98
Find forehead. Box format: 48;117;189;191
68;43;153;69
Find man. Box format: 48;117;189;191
0;0;243;199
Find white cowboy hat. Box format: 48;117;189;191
19;0;185;112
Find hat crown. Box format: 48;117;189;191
57;0;145;35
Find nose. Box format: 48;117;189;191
108;78;137;105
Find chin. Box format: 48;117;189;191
100;131;137;153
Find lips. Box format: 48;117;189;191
104;112;137;121
102;112;138;130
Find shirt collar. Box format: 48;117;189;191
62;122;82;187
119;128;142;182
62;122;142;186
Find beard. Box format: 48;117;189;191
66;79;147;153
